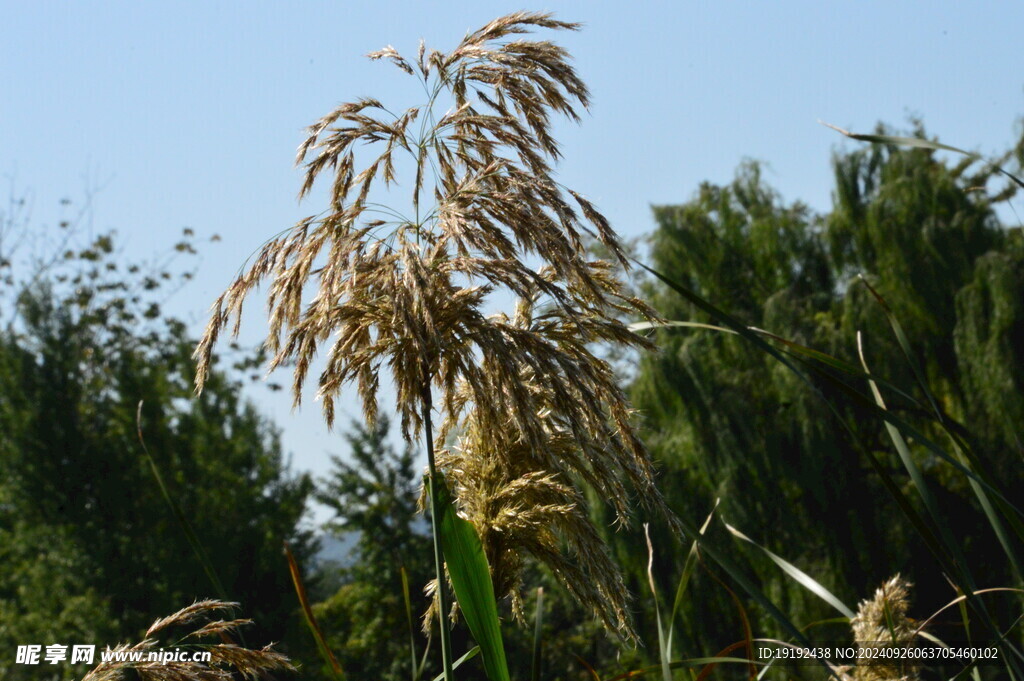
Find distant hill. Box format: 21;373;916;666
314;531;359;568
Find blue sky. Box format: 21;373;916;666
4;2;1023;521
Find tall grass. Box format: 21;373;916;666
629;131;1024;675
191;11;672;681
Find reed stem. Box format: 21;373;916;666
422;380;454;681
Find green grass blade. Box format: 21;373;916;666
430;647;481;681
633;319;926;408
417;643;432;681
434;472;510;681
725;523;854;619
135;401;228;600
801;617;853;632
699;564;759;679
636;262;824;398
401;566;421;681
856;334;968;571
856;335;1024;672
858;277;1024;580
857;276;943;419
666;501;719;662
638;263;1024;519
912;587;1024;638
663;514;822;668
643;524;673;681
642;260;1024;523
822;121;1024;189
638;261;1024;674
801;345;1024;520
633;262;863;676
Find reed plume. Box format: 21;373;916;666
81;600;294;681
843;575;920;681
193;10;670;647
434;266;666;637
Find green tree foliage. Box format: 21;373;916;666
629;123;1024;658
313;416;437;680
0;201;316;677
0;500;116;681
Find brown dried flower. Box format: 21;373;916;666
432;268;669;637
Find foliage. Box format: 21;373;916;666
312;416;437;680
0;508;116;681
0;200;317;668
629;123;1024;663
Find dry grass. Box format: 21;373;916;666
194;11;672;640
81;600;294;681
839;576;920;681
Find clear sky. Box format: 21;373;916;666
4;2;1023;522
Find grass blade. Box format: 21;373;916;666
401;566;422;681
638;263;1024;519
631;320;926;412
643;524;673;681
912;587;1024;638
575;654;604;681
284;542;345;681
725;523;854;619
430;647;481;681
856;334;966;571
856;334;1024;672
821;121;1024;189
135;401;227;600
666;501;719;666
698;561;759;680
637;260;1024;675
858;277;1024;580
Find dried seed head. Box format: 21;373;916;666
425;283;672;639
82;600;295;681
193;13;672;639
848;575;920;681
194;12;647;442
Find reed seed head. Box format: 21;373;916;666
193;11;644;440
847;575;920;681
81;600;295;681
193;11;672;639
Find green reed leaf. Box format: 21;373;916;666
822;122;1024;189
434;471;510;681
726;523;854;619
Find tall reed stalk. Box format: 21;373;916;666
420;372;453;678
194;11;673;677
